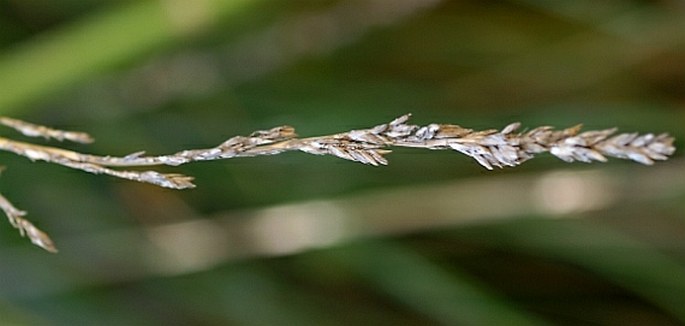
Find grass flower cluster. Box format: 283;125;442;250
0;115;675;252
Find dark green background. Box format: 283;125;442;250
1;0;684;324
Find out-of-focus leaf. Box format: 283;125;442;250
452;218;685;322
326;240;546;325
0;0;260;115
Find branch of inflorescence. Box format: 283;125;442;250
0;114;676;252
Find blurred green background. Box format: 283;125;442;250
1;0;684;324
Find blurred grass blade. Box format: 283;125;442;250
0;0;258;115
461;218;685;323
329;241;545;325
0;298;44;325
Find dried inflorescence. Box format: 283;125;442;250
0;192;57;253
0;114;677;252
